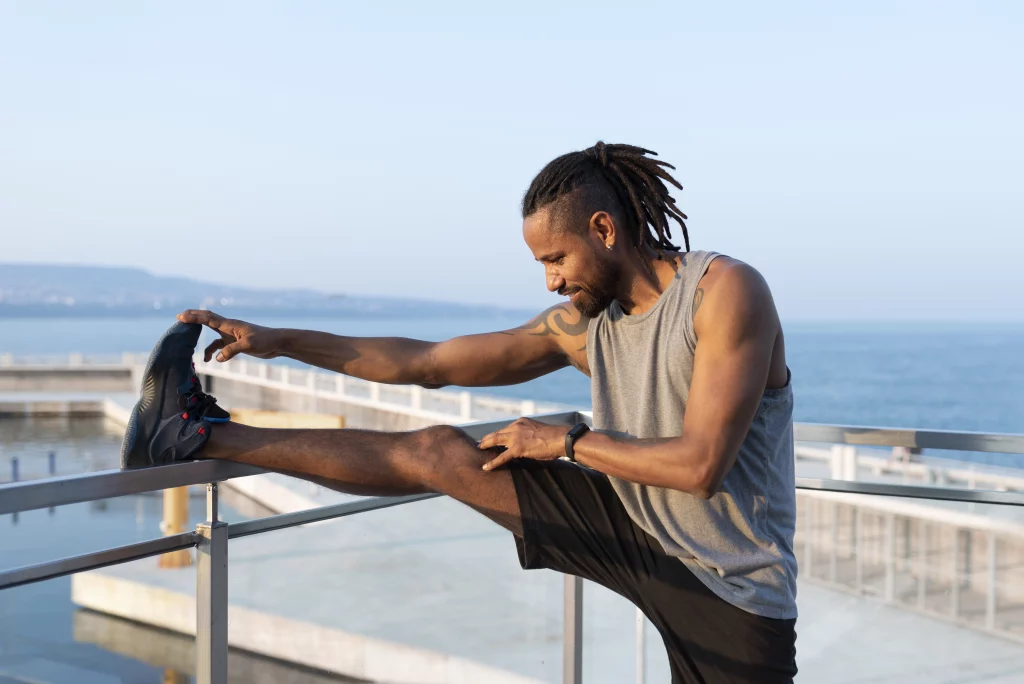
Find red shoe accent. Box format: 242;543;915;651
182;412;189;419
198;427;206;436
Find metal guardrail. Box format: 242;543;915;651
791;423;1024;454
3;411;1024;684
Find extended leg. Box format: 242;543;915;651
206;422;524;534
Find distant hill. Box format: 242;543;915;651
0;264;530;319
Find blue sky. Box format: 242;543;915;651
1;2;1021;321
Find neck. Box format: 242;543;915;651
615;247;682;315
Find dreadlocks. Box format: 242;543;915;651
521;141;690;259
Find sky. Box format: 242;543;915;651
1;1;1021;322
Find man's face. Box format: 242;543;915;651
522;208;621;318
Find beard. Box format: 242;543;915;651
566;256;621;318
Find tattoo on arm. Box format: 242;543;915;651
499;305;591;337
692;288;705;316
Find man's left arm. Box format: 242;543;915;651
478;262;781;499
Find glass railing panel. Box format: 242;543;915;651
795;494;1023;682
616;493;1024;683
226;494;564;683
582;581;673;684
0;574;197;682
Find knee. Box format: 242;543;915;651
410;425;482;483
414;424;476;460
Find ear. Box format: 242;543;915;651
589;211;617;249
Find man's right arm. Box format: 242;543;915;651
178;304;590;389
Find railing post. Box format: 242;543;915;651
410;385;423;411
829;502;838;583
563;574;583;684
917;521;928;608
369;383;381;404
854;508;863;591
884;513;895;602
950;528;961;619
829;445;843;480
803;497;814;575
160;486;193;568
335;375;346;396
635;606;646;684
460;392;473;421
196;483;228;684
986;532;997;630
520;400;537;416
306;371;318;413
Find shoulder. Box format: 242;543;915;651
693;257;778;338
699;257;770;297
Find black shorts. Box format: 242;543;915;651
509;459;797;684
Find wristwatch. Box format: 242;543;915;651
564;423;590;462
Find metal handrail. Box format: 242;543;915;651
0;531;198;590
581;411;1024;455
795;477;1024;506
0;459;262;516
791;423;1024;454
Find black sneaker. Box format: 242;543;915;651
120;322;231;470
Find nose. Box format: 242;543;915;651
547;271;565;294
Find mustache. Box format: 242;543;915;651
558;287;583;297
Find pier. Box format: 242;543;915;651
3;353;1024;682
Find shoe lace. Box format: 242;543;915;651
179;365;219;421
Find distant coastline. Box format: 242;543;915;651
0;304;533;320
0;263;534;320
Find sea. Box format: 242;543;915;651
1;315;1023;683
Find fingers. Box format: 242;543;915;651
203;339;226;363
216;341;246;362
177;310;226;329
478;432;496;450
483;448;516;471
477;429;509;451
478;430;513;470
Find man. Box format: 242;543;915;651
122;142;798;683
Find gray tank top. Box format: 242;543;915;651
587;250;798;620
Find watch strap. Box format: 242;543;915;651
564;423;590;462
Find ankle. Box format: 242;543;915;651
203;421;246;460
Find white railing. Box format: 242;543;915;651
0;352;577;424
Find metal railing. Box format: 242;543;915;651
3;412;1024;684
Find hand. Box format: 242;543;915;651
478;418;570;471
176;310;283;363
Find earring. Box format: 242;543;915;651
606;244;613;251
